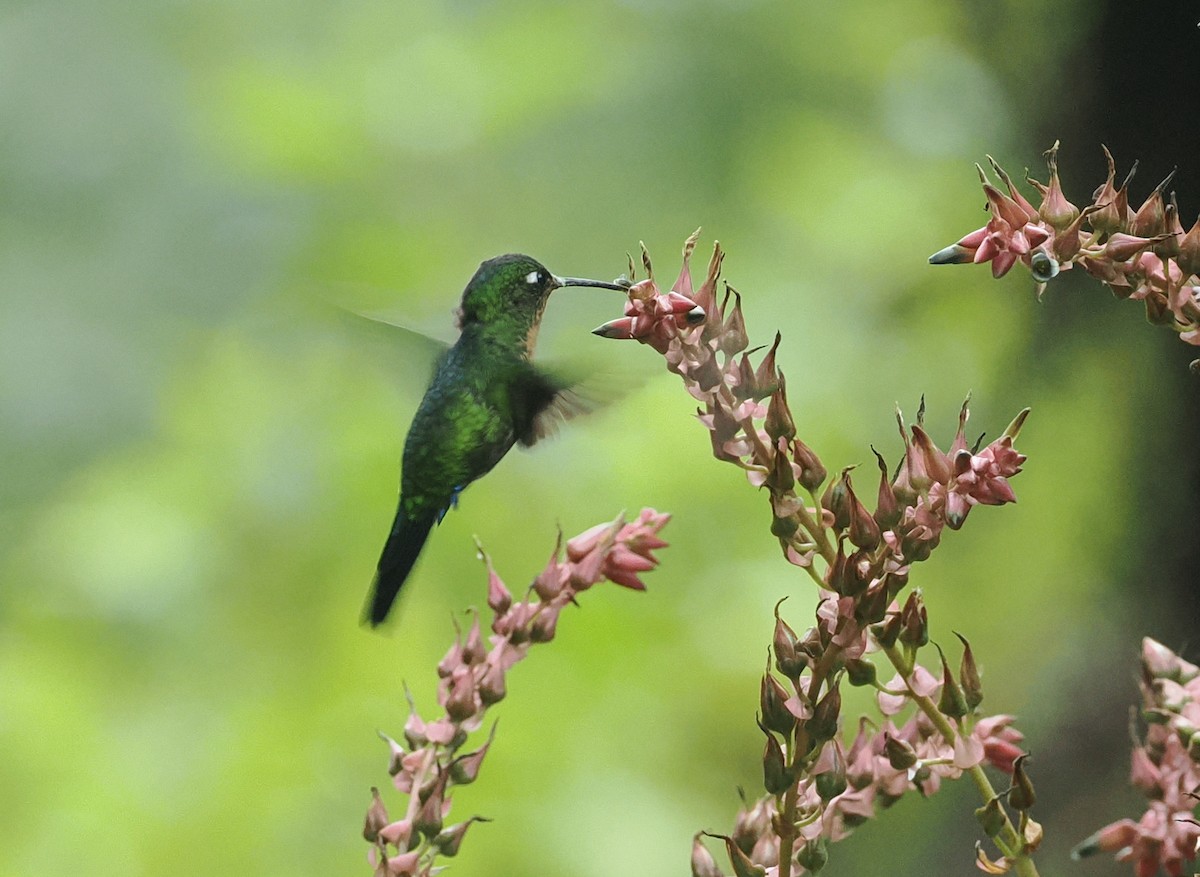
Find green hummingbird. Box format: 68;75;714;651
365;253;627;626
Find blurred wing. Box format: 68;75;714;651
514;356;643;447
329;305;451;377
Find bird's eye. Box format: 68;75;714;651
524;270;542;286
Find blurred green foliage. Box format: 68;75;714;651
2;0;1177;875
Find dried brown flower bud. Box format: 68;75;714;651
956;631;984;710
796;837;829;873
1130;168;1176;238
1033;141;1080;231
975;796;1006;838
708;832;767;877
364;787;390;842
871;446;900;530
791;438;827;491
808;681;842;743
822;468;854;531
845;657;877;687
764;371;796;442
760;726;794;795
884;732;919;770
753;332;782;398
760;671;796;735
720;287;749;356
772;604;807;679
414;774;448;837
1007;754;1036;811
898;591;928;648
432;816;490;857
872;610;903;649
936;644;969;719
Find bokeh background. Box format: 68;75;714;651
2;1;1197;875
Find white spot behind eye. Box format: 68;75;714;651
524;270;540;286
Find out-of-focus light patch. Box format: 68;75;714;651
683;554;809;670
546;769;701;877
0;4;166;190
879;38;1011;157
363;35;485;154
206;65;357;180
31;486;215;620
0;297;155;443
109;698;234;805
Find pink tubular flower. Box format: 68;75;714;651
973;714;1026;774
928;161;1049;278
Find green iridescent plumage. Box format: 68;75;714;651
366;253;624;626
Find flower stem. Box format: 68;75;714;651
880;642;1040;877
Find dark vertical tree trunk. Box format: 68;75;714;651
1044;0;1200;630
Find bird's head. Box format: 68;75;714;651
455;254;626;349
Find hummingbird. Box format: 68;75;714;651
365;253;627;626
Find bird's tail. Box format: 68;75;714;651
365;507;437;626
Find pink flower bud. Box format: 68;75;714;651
987;155;1039;222
529;605;560;642
690;833;725;877
1104;232;1168;263
477;659;507;706
485;562;511;615
1072;818;1140;858
1089;146;1136;235
1176;215;1200;276
1034;141;1081;231
719;288;749;356
449;726;494;784
1130;168;1176;238
413;774;448;837
443;668;478;723
461;615;485;665
1129;746;1161;796
979;164;1034;229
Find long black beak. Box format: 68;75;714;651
555;275;629;291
